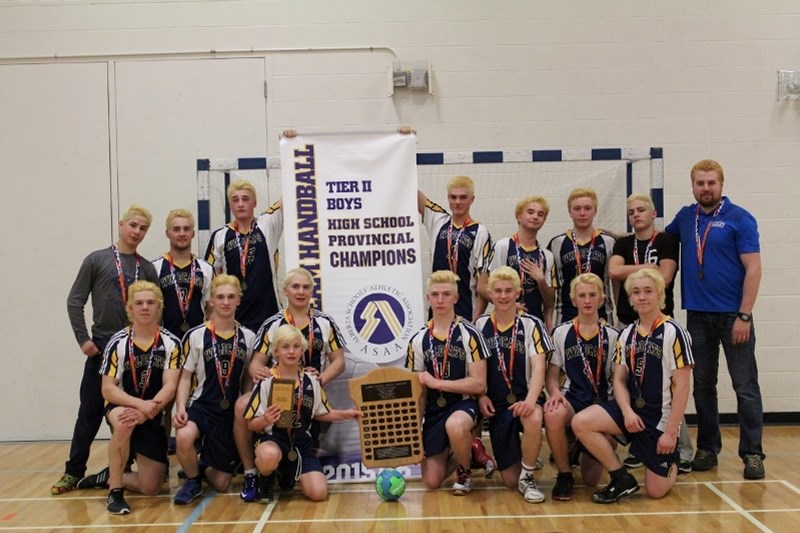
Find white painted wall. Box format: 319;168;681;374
1;0;797;440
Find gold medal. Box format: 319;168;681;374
436;395;447;408
220;398;231;410
287;448;298;461
180;321;189;333
593;396;601;405
241;280;248;292
506;393;517;404
698;270;704;280
635;397;646;409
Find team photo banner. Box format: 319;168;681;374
280;131;424;365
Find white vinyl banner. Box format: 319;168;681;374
280;132;424;367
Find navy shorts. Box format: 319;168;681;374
187;402;237;474
422;399;479;458
601;400;678;477
255;431;321;487
106;405;168;465
488;409;523;471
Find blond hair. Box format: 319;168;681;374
624;269;666;310
427;270;460;293
271;324;308;357
164;208;195;230
569;273;605;300
227;180;257;203
125;281;163;322
283;267;314;289
121;204;153;225
567;188;598;210
488;266;522;292
515;195;550;219
210;274;242;297
447;175;475;196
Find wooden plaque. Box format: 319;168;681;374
348;367;424;469
269;378;296;429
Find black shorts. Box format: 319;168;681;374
187;402;237;474
106;405;168;465
487;409;523;471
422;399;479;458
601;400;678;477
255;432;321;487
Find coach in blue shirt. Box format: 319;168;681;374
665;159;765;480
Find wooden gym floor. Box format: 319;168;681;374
1;426;799;532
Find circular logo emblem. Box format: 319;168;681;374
352;293;406;344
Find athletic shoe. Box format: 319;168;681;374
258;474;275;502
622;455;643;469
518;472;545;503
592;472;639;504
452;466;472;495
743;454;765;480
552;472;575;501
50;473;80;495
691;449;718;471
106;489;131;515
678;459;693;475
470;438;496;478
77;466;110;490
173;478;203;505
240;473;258;503
277;459;297;490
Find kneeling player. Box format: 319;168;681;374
406;270;489;495
475;267;553;503
172;275;256;504
81;281;181;515
544;273;619;501
244;325;358;501
572;269;693;503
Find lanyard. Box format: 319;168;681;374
233;221;254;280
573;319;604;398
633;232;658;265
491;313;519;393
209;322;239;400
694;201;725;273
285;309;315;368
446;218;471;273
628;317;662;394
427;317;459;380
569;230;596;274
127;327;160;398
112;245;141;306
166;254;197;320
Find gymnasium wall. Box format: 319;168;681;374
1;0;797;441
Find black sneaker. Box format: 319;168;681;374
277;458;297;490
743;454;765;480
622;455;643;469
691;449;718;471
552;473;575;501
592;473;639;504
77;466;110;490
106;489;131;515
678;459;692;475
258;474;274;502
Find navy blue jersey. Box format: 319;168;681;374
152;255;214;338
550;320;619;405
255;309;345;372
489;237;555;320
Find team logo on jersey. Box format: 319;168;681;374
344;284;417;364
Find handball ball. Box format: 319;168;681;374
375;469;406;501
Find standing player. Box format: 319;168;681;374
236;267;346;502
608;194;692;473
82;281;182;514
152;209;213;339
52;205;158;496
544;273;619;501
484;196;556;331
405;270;489;495
572;270;693;504
244;324;359;502
205;180;283;332
548;188;616;325
665;159;765;479
172;275;256;505
418;176;493;322
475;267;552;503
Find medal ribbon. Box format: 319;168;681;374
627;317;662;402
491;313;519;395
446;218;471;273
112;245;141;306
573;319;604;399
233;220;254;281
209;322;239;401
694;200;725;271
512;234;543;289
427;317;459;380
633;232;658;266
127;327;160;399
285;309;315;368
166;254;196;321
569;230;596;274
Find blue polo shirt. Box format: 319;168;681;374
665;197;759;313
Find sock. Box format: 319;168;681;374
609;467;627;480
557;471;574;480
520;462;535;477
245;468;257;476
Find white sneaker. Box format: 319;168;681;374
452;466;472;495
519;472;545;503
